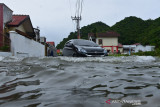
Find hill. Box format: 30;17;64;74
56;22;110;49
56;16;160;49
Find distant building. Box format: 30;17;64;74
123;45;136;54
40;37;46;44
34;27;40;42
135;45;155;53
7;15;36;39
123;43;155;54
88;31;120;53
46;41;57;57
47;42;55;47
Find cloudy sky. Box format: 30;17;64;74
1;0;160;45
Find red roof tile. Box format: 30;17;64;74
97;31;120;37
132;43;141;46
47;42;55;46
8;15;29;26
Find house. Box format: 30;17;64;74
7;15;36;39
0;3;36;46
123;43;155;54
135;45;155;53
123;45;136;54
88;31;120;53
0;3;46;57
46;41;57;57
47;42;55;47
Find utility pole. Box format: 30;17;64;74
71;16;81;39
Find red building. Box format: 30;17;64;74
0;3;13;47
46;42;55;47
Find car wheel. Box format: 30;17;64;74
72;53;77;57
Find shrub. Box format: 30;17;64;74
0;45;10;52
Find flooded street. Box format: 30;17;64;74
0;56;160;107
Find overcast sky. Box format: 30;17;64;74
1;0;160;45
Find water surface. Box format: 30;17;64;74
0;56;160;107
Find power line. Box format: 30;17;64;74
80;0;83;17
69;0;76;31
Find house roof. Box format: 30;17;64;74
97;31;120;37
8;15;29;27
47;42;55;46
132;43;141;46
88;31;120;38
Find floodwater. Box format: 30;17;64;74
0;56;160;107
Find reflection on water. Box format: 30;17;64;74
0;56;160;107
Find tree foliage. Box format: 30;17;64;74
56;22;110;49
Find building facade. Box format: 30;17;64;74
88;31;120;53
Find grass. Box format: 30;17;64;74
133;49;160;57
109;49;160;57
109;53;129;57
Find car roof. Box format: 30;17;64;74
70;39;91;42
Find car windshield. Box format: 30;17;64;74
73;40;99;47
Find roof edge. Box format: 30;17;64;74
7;15;30;27
0;3;13;12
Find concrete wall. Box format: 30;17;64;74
135;45;155;53
118;48;123;53
0;52;12;57
3;5;12;28
10;31;45;57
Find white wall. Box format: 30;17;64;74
10;31;45;57
96;37;118;46
0;52;12;57
135;45;155;52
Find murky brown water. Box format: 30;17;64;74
0;56;160;107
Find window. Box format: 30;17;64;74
98;39;103;45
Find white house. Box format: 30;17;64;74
123;43;155;54
135;45;155;53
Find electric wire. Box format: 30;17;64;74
80;0;83;17
69;0;84;31
69;0;76;31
